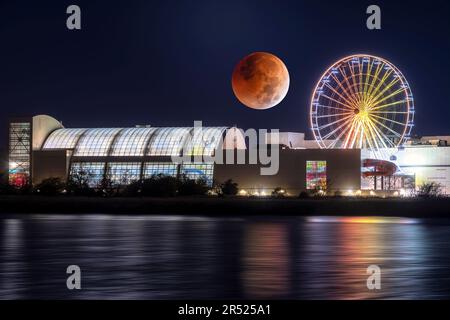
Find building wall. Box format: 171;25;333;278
32;150;69;185
32;115;64;150
214;148;361;195
362;146;450;194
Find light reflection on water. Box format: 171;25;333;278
0;214;449;300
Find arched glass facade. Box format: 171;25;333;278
43;126;229;186
42;128;87;150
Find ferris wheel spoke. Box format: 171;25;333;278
339;67;361;105
367;68;394;105
321;94;355;111
367;119;397;149
370;88;405;109
358;125;366;149
363;121;377;150
366;120;390;149
327;119;355;148
370;114;407;127
362;61;374;103
323;83;358;109
330;73;360;107
317;114;354;130
371;111;408;114
370;100;408;111
317;105;353;112
322;117;354;140
349;121;363;149
342;118;358;148
368;76;401;107
366;62;383;98
348;61;363;102
370;116;403;138
315;112;353;119
357;60;365;103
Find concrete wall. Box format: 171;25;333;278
214;148;361;195
32;115;64;150
32;150;69;185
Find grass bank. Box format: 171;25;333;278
0;195;449;218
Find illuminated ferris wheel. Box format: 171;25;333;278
310;54;415;150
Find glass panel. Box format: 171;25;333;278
70;162;105;187
180;162;214;186
185;127;226;156
306;161;327;190
110;128;156;157
8;122;31;186
42;129;87;149
143;162;178;178
74;128;122;157
107;162;141;185
147;128;192;156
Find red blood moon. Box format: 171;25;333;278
232;52;290;110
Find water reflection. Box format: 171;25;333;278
0;214;449;299
242;223;290;299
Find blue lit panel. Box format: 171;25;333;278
108;162;141;185
180;162;214;186
70;162;105;187
143;162;178;178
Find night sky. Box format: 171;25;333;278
1;0;449;139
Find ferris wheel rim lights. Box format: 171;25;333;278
310;54;415;151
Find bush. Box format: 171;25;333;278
417;182;443;198
34;177;66;196
67;170;96;196
141;174;179;197
298;191;310;199
178;175;209;196
122;180;143;197
272;187;286;198
220;179;239;196
96;176;116;197
0;182;19;195
334;190;343;198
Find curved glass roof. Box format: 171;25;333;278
110;127;157;157
42;128;87;149
185;127;227;156
42;126;228;157
74;128;123;156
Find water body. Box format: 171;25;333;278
0;214;449;300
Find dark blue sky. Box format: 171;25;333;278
1;0;449;138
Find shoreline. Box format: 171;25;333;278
0;195;450;218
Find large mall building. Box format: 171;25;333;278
7;114;450;196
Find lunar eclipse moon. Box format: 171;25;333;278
232;52;290;110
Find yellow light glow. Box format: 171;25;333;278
239;190;248;196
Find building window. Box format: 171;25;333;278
108;162;141;185
306;161;327;190
9;122;31;186
143;163;178;178
70;162;105;187
180;162;214;186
